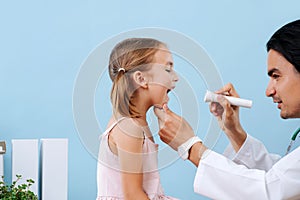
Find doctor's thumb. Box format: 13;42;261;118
154;106;165;121
162;104;170;113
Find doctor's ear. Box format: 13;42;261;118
133;71;148;88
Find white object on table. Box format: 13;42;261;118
41;138;68;200
12;139;39;194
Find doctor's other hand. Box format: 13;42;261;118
209;83;247;151
154;104;195;151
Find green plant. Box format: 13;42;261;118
0;175;38;200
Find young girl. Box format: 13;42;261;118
97;38;179;200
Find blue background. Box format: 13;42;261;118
1;1;300;199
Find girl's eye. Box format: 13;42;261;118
165;66;172;72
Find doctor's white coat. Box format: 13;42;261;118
194;135;300;200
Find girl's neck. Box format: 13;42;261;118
134;117;148;126
114;112;148;127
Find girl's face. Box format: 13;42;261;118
146;46;179;108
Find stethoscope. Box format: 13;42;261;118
285;127;300;155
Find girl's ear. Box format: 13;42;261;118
133;71;148;88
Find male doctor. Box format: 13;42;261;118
154;19;300;199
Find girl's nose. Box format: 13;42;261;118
173;71;179;82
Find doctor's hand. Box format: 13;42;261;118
210;83;247;152
154;104;195;151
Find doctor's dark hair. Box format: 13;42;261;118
266;19;300;73
108;38;166;118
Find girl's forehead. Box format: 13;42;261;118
153;48;173;63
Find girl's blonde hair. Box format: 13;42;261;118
109;38;166;118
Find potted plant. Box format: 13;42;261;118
0;175;38;200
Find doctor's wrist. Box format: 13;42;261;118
188;142;207;167
226;128;247;152
177;136;202;160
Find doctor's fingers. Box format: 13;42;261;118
159;110;182;140
154;104;181;124
154;107;165;128
157;120;176;146
215;83;240;98
216;95;235;119
154;105;165;120
209;102;224;117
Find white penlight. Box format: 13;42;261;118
204;90;252;108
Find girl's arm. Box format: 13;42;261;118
114;120;150;200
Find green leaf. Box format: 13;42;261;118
0;175;38;200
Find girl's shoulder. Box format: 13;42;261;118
110;117;147;154
110;117;145;141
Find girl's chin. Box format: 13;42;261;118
153;104;163;109
153;101;168;109
153;97;169;109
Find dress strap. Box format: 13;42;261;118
100;117;126;139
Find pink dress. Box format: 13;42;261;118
96;118;178;200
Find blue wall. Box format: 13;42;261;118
1;1;300;199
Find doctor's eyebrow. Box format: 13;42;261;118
268;68;280;77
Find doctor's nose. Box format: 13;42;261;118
265;81;275;97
